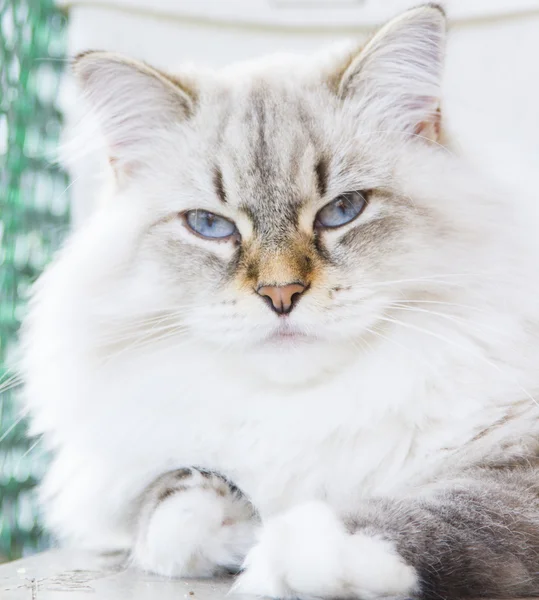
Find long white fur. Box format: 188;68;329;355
19;4;539;596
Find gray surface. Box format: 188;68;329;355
0;550;237;599
1;552;530;600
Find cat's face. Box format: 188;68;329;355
134;84;446;351
73;5;463;360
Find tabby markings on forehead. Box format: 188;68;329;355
213;167;227;204
315;157;329;198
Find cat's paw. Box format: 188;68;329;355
233;501;418;599
131;468;257;578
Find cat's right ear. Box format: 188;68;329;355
329;4;446;142
73;51;197;174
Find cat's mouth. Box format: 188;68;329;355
265;323;316;345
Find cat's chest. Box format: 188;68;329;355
94;344;498;517
211;414;420;517
145;362;471;517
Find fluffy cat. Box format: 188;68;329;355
20;4;539;598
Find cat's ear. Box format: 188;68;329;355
336;4;446;142
73;51;197;173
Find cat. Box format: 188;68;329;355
20;3;539;599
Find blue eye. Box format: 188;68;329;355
315;191;367;228
184;210;237;240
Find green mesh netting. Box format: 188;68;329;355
0;0;70;562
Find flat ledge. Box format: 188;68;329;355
1;550;535;600
0;550;238;599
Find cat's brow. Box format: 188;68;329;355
315;157;329;198
213;167;227;204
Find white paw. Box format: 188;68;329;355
132;469;257;578
233;501;418;599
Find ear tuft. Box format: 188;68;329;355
424;3;446;17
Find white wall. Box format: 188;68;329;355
59;0;539;220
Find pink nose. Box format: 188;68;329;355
256;283;307;315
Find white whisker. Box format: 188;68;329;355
0;373;23;394
388;303;512;338
377;315;539;408
0;409;30;445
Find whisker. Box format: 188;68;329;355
0;409;30;445
0;373;23;394
367;272;499;289
95;316;190;345
15;436;44;467
388;303;512;338
377;315;539;408
362;325;437;374
100;325;190;367
392;299;492;312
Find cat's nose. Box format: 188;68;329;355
256;283;307;315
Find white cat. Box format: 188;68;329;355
21;4;539;598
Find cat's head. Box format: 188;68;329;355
66;4;486;373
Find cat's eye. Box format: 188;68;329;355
183;210;238;240
315;191;367;229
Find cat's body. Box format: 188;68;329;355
28;292;539;548
21;4;539;599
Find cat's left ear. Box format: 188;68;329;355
336;4;446;142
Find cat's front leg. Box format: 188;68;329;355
131;468;258;578
235;472;539;599
234;501;417;600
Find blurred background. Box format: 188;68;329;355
1;0;538;563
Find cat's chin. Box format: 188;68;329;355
239;336;358;386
